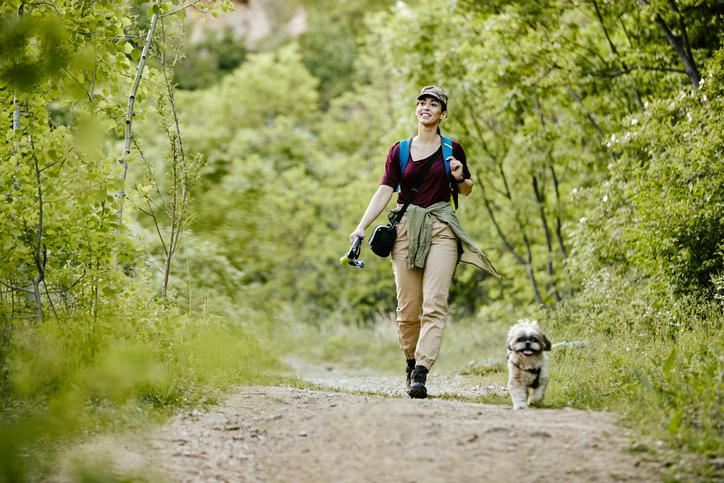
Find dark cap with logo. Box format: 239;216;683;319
417;86;448;109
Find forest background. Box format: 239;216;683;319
2;0;724;480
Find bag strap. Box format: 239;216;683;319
392;154;437;223
398;137;413;192
441;136;459;211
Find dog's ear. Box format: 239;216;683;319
506;338;514;352
542;334;552;351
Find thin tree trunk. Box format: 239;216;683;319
117;8;160;216
568;85;617;163
591;0;645;112
478;174;547;308
534;98;568;261
636;0;700;89
32;155;45;324
532;175;561;304
549;164;567;259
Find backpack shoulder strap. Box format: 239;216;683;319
398;138;412;192
441;136;453;183
441;136;459;211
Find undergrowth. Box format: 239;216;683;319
0;295;291;482
539;270;724;480
274;306;511;374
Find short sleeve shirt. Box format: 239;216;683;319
380;139;469;208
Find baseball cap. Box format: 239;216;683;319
416;86;448;108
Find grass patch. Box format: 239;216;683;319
537;271;724;479
275;308;511;374
0;302;287;482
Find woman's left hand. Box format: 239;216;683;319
447;156;464;181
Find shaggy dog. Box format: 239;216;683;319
506;320;551;409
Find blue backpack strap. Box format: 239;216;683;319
398;138;412;192
441;136;459;211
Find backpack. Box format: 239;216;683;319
398;135;459;211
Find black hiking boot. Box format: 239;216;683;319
405;359;416;389
408;365;428;399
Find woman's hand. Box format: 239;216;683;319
448;156;464;181
447;156;473;196
349;227;365;246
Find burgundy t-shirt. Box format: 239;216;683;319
381;139;470;208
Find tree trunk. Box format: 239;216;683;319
636;0;700;89
117;9;160;218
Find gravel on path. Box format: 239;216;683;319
156;362;659;483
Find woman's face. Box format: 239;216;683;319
415;97;447;126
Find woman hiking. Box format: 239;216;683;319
349;86;502;399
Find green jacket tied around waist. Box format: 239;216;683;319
389;201;503;278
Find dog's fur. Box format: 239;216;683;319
506;320;551;409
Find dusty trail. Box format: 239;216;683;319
159;362;660;483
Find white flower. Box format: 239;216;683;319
579;217;587;224
572;188;578;194
603;195;608;202
631;118;638;125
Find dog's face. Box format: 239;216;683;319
506;320;551;357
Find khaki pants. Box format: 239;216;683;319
391;213;458;370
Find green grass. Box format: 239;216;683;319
0;302;293;482
274;309;511;374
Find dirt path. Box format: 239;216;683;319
158;362;660;483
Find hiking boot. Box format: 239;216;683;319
408;365;428;399
405;359;416;389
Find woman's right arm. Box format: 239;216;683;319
349;185;395;245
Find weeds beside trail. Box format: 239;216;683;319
0;305;289;482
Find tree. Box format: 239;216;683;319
0;0;230;322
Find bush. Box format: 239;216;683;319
0;294;284;481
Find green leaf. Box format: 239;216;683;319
668;410;684;436
633;369;654;393
131;49;141;61
177;7;186;20
662;348;676;374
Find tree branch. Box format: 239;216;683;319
636;0;700;88
568;85;616;163
533;174;561;303
591;0;644;112
117;7;160;211
478;174;525;266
